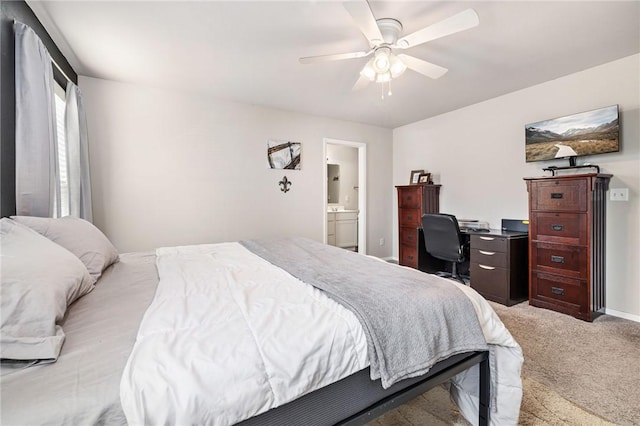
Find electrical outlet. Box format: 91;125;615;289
379;238;385;246
610;188;629;201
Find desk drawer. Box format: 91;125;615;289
471;234;507;253
470;248;507;269
470;263;508;302
530;179;587;212
399;187;421;209
399;208;421;228
532;242;587;279
531;271;585;309
400;227;418;247
533;212;586;245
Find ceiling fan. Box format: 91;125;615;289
299;1;479;93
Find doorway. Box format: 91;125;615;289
323;138;367;254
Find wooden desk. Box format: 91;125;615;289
418;228;529;306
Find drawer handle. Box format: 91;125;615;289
551;287;565;296
479;250;495;256
407;235;414;241
478;264;495;270
551;224;564;231
407;195;413;201
551;255;565;263
479;236;494;241
407;255;414;260
551;193;564;199
407;215;413;220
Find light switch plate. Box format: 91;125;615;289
610;188;629;201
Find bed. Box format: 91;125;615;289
0;216;523;425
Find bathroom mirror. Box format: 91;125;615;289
327;164;340;204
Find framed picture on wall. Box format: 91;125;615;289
267;140;301;170
410;170;424;184
418;173;431;184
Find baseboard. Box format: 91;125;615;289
382;256;398;263
605;308;640;323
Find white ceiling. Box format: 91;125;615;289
29;1;640;129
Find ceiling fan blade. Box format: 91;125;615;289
352;73;371;92
343;1;384;46
299;50;372;64
396;9;479;49
398;54;448;79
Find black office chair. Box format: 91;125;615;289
421;213;467;284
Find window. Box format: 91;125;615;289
54;82;69;217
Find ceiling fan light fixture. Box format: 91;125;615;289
360;59;377;81
372;47;391;73
361;51;406;84
375;72;391;83
389;54;407;78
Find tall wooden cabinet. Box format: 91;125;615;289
396;184;441;268
524;173;611;321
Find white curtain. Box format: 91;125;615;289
14;21;60;217
65;82;93;222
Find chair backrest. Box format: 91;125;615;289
421;213;464;263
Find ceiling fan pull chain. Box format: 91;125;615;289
380;83;384;100
388;79;392;97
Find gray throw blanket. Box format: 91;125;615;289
240;237;488;388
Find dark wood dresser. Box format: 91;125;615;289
524;173;612;321
470;231;529;306
396;184;441;268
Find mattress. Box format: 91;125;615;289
1;244;521;425
0;250;462;425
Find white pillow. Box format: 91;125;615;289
0;218;94;363
11;216;119;283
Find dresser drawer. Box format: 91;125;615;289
531;271;585;308
532;242;587;279
470;248;508;268
398;208;421;227
470;263;509;302
400;227;418;247
470;234;507;253
399;187;421;209
400;245;418;268
530;179;587;212
532;212;587;245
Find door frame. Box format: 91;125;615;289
323;138;367;254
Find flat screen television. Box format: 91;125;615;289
525;105;619;166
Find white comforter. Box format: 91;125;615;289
121;242;522;425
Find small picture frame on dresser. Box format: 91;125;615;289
410;170;424;184
418;173;431;184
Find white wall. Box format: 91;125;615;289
393;54;640;319
80;77;393;257
326;144;358;211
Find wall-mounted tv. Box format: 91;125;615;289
525;105;619;165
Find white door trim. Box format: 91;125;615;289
323;138;367;255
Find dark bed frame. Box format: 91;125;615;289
0;3;491;425
343;351;490;426
239;351;490;426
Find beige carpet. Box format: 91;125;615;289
371;301;640;425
